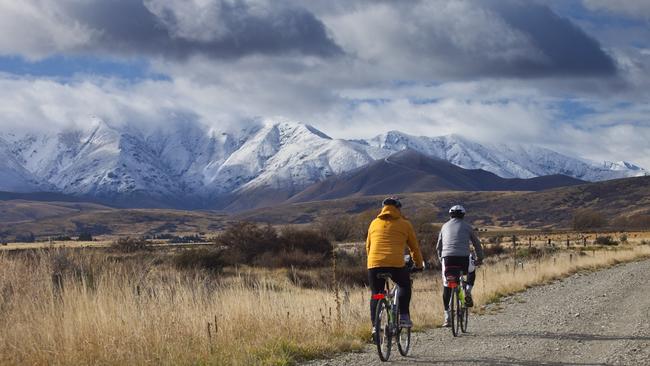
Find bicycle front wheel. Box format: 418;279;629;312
397;325;411;356
374;299;392;361
449;289;458;337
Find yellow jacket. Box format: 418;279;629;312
366;205;424;269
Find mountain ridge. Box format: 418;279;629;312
0;119;645;210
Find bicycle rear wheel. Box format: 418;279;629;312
397;325;411;356
374;299;392;361
449;289;458;337
460;297;469;333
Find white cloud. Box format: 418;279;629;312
0;1;93;59
0;0;648;170
583;0;650;19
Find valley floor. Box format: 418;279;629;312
305;258;650;366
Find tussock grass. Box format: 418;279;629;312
2;245;650;365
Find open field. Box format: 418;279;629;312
1;176;649;241
2;239;650;365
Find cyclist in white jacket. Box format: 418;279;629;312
437;205;484;327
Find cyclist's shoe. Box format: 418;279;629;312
371;327;377;341
465;293;474;308
399;314;413;328
442;311;451;327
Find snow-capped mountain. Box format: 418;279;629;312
0;137;44;192
364;131;646;181
0;119;645;209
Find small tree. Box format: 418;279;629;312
77;232;93;241
215;222;279;263
572;209;607;230
318;216;354;242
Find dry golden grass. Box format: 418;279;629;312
2;243;650;365
0;240;112;251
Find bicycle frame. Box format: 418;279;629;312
374;278;400;331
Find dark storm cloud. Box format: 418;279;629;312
64;0;342;59
488;0;617;77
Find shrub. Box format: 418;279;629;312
53;235;73;241
619;234;628;243
594;236;617;246
112;237;151;252
487;235;503;244
215;222;279;263
279;227;332;256
215;223;332;267
254;250;326;268
318;216;354;242
77;232;93;241
353;209;378;240
572;209;607;230
484;242;506;257
173;249;227;271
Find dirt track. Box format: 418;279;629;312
305;259;650;366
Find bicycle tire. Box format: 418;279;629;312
460;294;469;333
397;326;411;356
449;288;458;337
374;299;392;361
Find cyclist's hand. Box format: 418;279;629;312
411;266;424;273
474;258;483;266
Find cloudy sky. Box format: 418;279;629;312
0;0;649;167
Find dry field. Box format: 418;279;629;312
1;241;650;365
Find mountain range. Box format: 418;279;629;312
0;118;646;210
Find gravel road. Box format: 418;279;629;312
305;259;650;366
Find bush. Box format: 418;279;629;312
318;216;354;242
255;250;326;268
484;242;506;257
112;237;151;252
77;232;93;241
215;222;279;263
619;234;628;243
215;222;332;267
280;227;332;256
353;209;379;240
487;235;503;244
173;249;227;271
572;209;607;230
594;236;618;246
53;235;73;241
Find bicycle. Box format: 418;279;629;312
372;271;415;361
445;269;469;337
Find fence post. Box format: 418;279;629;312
332;248;342;329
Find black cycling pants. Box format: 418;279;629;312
441;256;476;311
368;267;411;324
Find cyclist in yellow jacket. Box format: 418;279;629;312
366;197;424;329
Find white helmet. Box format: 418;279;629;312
449;205;466;218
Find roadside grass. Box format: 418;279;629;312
1;244;650;365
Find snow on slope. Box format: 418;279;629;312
0;137;44;192
0;119;646;208
208;121;381;195
365;131;646;181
